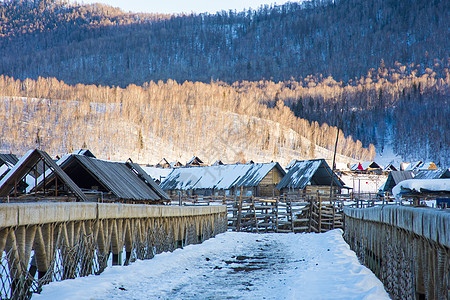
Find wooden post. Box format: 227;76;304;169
317;191;322;232
236;187;243;232
55;175;58;197
252;196;259;233
35;166;38;199
332;198;336;229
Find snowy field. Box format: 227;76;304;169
33;230;389;300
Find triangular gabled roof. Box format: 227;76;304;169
186;156;204;167
72;149;96;158
361;161;381;170
212;160;224;166
351;162;364;171
276;159;344;190
156;158;171;168
0;149;88;201
170;161;183;168
383;163;398;172
33;154;168;202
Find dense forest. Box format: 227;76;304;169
0;0;449;165
0;0;447;85
0;75;375;166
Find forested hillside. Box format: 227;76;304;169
0;0;448;165
0;76;374;165
0;0;447;85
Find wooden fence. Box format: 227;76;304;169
171;192;365;233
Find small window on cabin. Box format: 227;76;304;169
225;190;230;195
236;190;240;196
246;190;253;196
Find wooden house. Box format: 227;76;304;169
0;149;89;201
186;156;205;167
276;159;345;196
31;153;169;204
156;158;171;168
160;162;285;197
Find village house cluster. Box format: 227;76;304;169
0;151;449;206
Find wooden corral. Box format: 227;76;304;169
173;191;345;234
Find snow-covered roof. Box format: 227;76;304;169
383;163;398;172
141;166;174;182
392;179;450;200
160;162;285;191
156;158;170;168
186;156;204;166
404;161;423;171
416;162;438;170
276;159;344;190
286;159;298;170
72;149;96;158
414;169;450;180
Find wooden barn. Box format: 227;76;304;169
31;153;170;204
160;162;285;197
276;159;345;195
0;149;89;201
156;158;171;168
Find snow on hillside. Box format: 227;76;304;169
34;230;389;300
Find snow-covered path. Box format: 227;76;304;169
34;230;389;300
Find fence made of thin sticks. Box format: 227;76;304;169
344;206;450;300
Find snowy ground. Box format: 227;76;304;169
33;230;389;300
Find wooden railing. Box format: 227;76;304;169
344;206;450;300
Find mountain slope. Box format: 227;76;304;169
0;77;372;165
0;0;448;85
